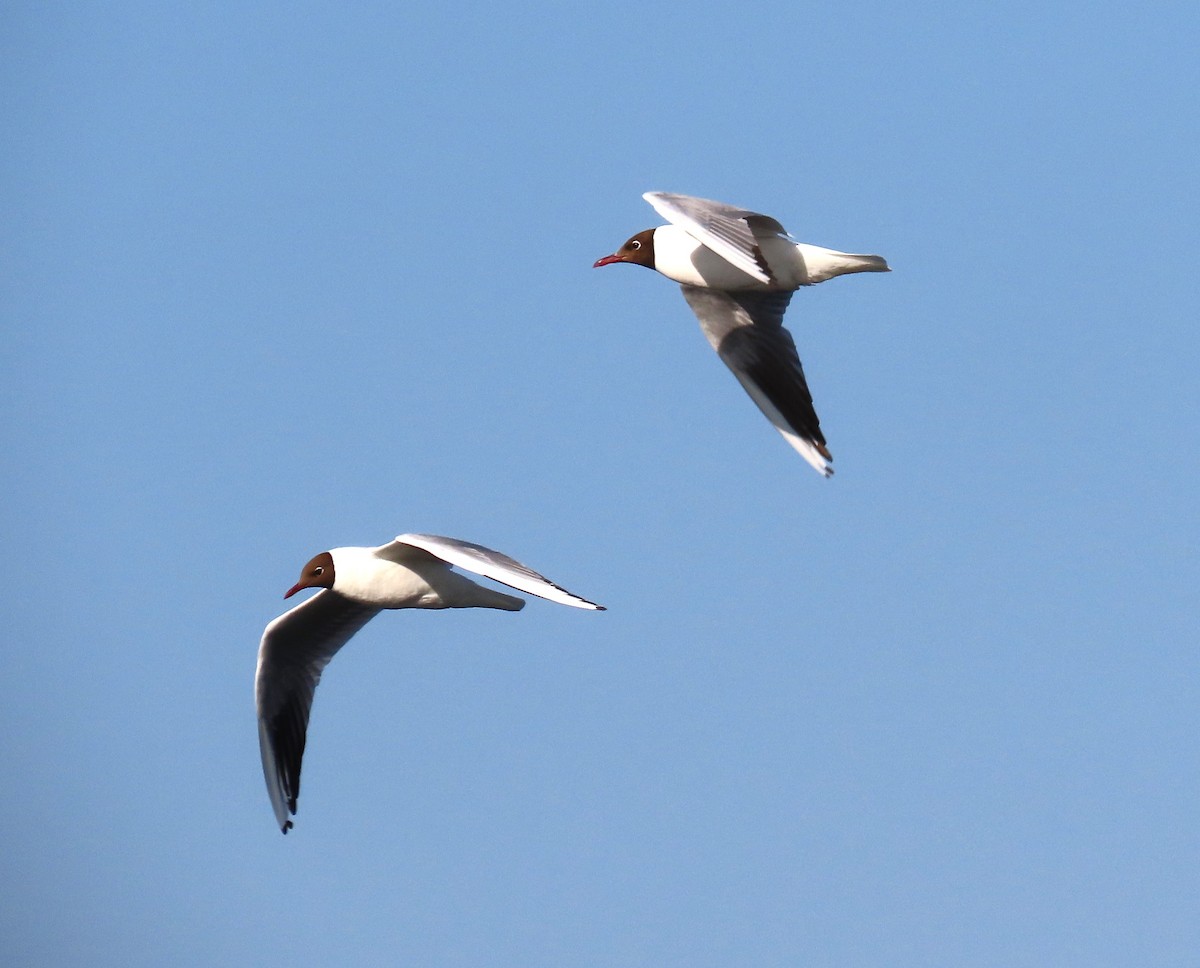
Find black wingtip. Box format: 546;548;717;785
281;819;293;834
751;244;775;284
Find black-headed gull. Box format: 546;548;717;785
256;532;604;833
594;191;889;477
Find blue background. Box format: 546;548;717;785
3;2;1197;965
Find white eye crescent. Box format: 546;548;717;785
630;240;641;250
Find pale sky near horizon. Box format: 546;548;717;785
3;2;1198;966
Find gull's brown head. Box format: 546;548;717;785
285;551;336;599
593;228;656;270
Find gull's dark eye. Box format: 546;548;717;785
629;239;641;250
313;566;324;576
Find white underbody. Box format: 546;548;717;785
652;224;880;290
330;546;522;611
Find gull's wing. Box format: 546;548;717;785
380;534;605;610
644;191;788;285
255;590;381;832
680;285;833;478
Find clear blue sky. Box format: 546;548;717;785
3;2;1197;965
